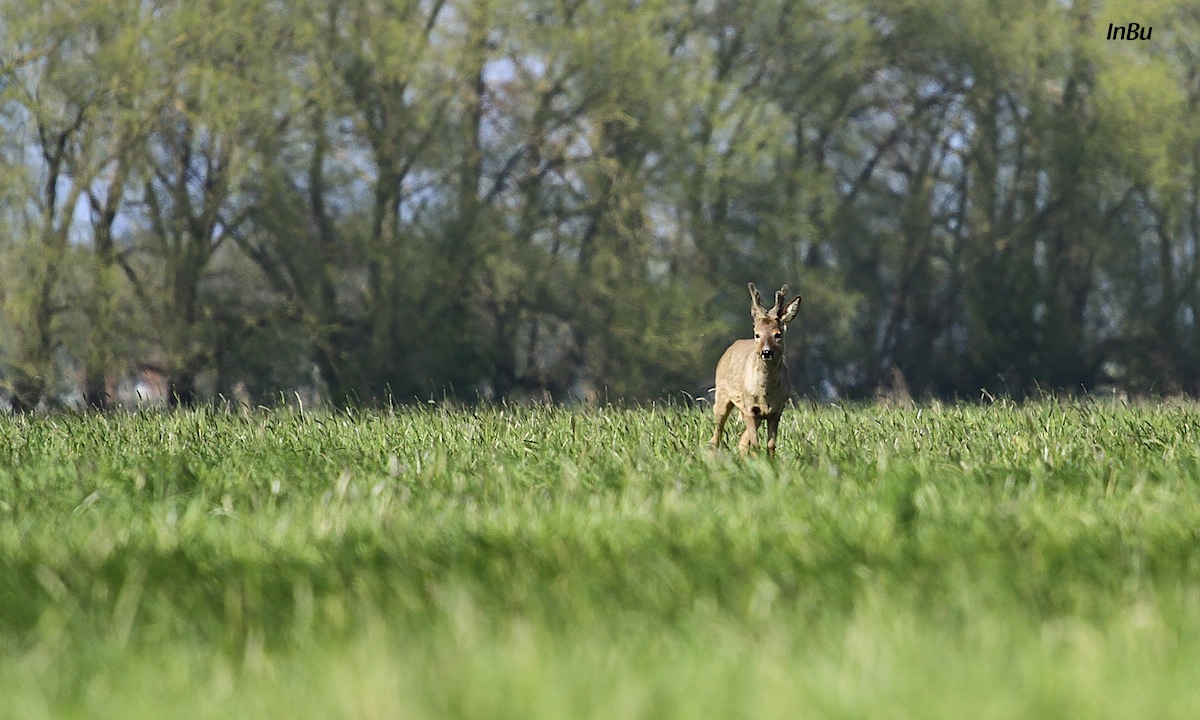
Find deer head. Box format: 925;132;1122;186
748;283;802;362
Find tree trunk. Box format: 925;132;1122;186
168;372;198;408
10;374;46;414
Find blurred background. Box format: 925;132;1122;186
0;0;1196;410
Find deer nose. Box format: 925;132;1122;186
761;349;774;359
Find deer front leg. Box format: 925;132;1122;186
710;396;734;449
765;413;781;456
738;408;760;453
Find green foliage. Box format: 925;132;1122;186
2;0;1200;406
4;404;1200;716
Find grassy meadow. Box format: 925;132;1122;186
3;400;1200;718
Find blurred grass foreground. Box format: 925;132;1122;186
4;401;1200;718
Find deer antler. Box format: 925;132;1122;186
748;283;766;316
771;285;790;318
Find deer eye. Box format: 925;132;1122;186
754;333;761;339
774;332;782;340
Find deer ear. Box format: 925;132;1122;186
779;295;802;325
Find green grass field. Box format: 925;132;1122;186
3;400;1200;718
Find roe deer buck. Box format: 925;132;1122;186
710;283;802;455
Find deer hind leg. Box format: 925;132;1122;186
738;407;761;453
710;393;735;448
765;413;781;456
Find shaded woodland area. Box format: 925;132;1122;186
1;0;1198;409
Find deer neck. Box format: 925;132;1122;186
746;352;784;389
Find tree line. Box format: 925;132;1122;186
1;0;1198;410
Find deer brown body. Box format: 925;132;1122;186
710;283;802;454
